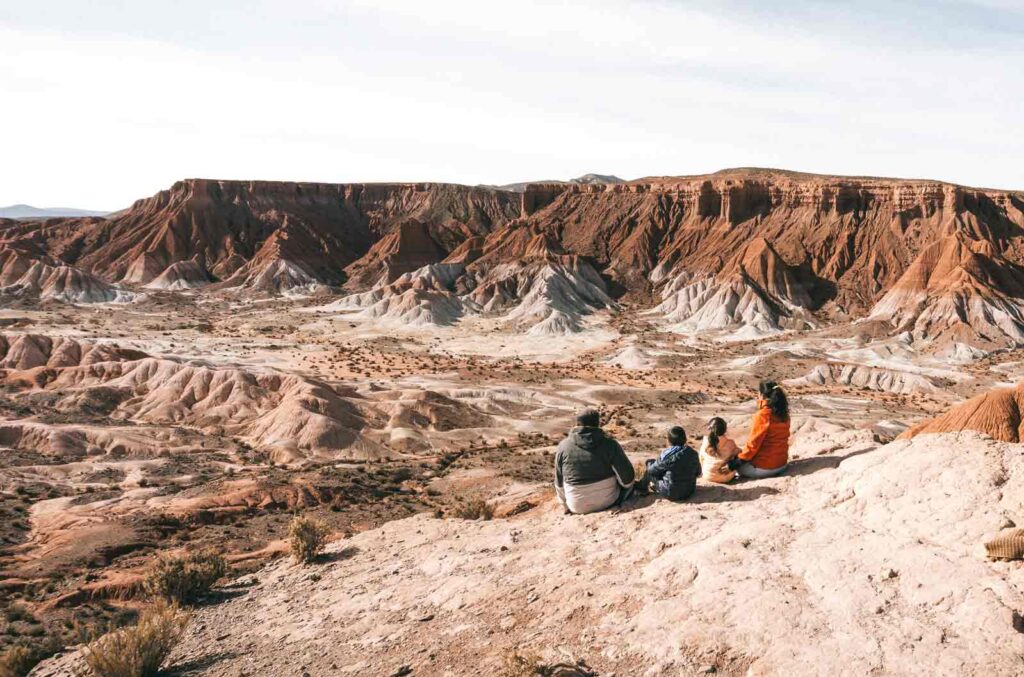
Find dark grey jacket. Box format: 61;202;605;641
554;426;635;489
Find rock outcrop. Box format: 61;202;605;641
36;431;1024;676
902;381;1024;442
2;179;520;289
5;169;1024;340
868;234;1024;347
328;226;615;335
652;237;817;337
144;260;214;291
0;250;137;304
786;363;940;395
0;334;387;462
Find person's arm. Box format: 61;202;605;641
688;447;702;478
680;447;701;498
608;440;636;487
554;448;566;506
739;409;771;461
647;455;667;481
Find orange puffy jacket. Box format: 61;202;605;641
739;400;790;469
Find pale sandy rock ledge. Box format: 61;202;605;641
33;432;1024;676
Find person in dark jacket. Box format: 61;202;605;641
642;426;701;501
554;409;635;514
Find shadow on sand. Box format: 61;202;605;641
615;484;779;512
784;446;876;477
168;651;239;675
319;545;360;563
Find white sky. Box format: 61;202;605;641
2;0;1022;209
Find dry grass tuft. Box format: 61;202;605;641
0;645;37;677
288;515;331;564
501;651;597;677
452;498;494;521
144;549;226;604
633;460;647;482
81;601;191;677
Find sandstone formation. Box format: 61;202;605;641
0;180;519;290
786;363;940;395
868;233;1024;347
330;228;615;335
0;249;136;304
143;260;214;291
902;381;1024;442
0;334;384;462
652;237;816;337
3;169;1023;342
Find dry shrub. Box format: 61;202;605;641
452;498;494;521
0;645;37;677
632;461;647;482
144;549;226;604
288;515;331;564
501;651;596;677
81;601;191;677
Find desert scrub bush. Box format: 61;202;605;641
81;601;190;677
288;515;331;564
144;549;226;604
501;651;596;677
452;498;494;521
0;645;36;677
632;460;647;482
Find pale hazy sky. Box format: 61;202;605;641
2;0;1022;209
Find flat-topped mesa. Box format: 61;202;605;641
509;170;1024;317
526;172;1022;219
12;179;519;288
5;169;1024;341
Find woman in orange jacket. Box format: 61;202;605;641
728;380;790;479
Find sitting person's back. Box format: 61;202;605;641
699;417;739;483
646;426;701;501
554;409;635;514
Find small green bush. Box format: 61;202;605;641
81;601;191;677
144;549;226;604
288;515;331;564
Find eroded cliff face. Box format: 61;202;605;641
517;171;1024;314
4;169;1024;344
1;180;520;287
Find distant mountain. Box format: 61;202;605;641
0;204;109;219
571;173;625;185
5;169;1024;348
488;173;626;193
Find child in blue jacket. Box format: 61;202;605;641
641;426;701;501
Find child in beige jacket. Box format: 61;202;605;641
698;417;739;483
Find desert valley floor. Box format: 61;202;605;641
3;295;1023;677
1;170;1024;675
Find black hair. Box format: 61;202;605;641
667;426;687;446
576;408;600;428
759;380;789;421
707;416;727;450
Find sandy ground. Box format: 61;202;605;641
33;431;1024;676
4;291;1024;672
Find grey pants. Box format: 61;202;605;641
737;462;788;479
